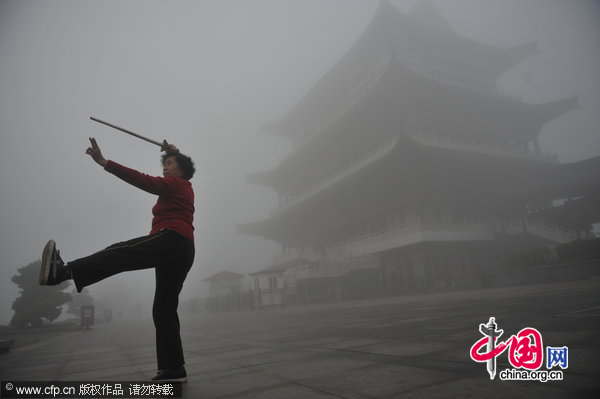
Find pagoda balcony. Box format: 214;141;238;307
273;246;347;267
406;131;559;163
271;137;398;216
329;217;576;259
502;218;577;243
272;248;324;266
269;131;557;217
271;218;576;277
291;256;378;281
332;219;496;258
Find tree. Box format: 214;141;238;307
10;260;72;327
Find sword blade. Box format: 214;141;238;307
90;116;162;147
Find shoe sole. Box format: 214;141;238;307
39;240;55;285
151;377;187;383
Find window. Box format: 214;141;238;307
269;276;277;289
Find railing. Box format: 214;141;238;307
503;218;577;243
401;54;495;95
282;253;377;280
272;248;324;266
303;257;379;279
271;137;398;216
406;131;558;163
273;245;349;267
274;216;577;269
271;129;559;217
334;219;496;257
274;216;578;280
327;217;576;258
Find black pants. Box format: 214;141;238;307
69;229;194;370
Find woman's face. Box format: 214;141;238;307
162;156;183;178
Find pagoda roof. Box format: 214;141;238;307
267;0;538;139
239;136;562;240
250;58;578;189
526;155;600;201
202;271;245;282
532;195;600;227
408;0;455;33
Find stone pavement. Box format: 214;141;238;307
1;279;599;398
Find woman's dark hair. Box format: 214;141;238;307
162;152;196;180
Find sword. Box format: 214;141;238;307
479;317;503;380
90;116;163;147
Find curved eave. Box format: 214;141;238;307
533;196;600;225
527;155;600;200
408;0;455;33
390;2;537;82
239;137;570;241
246;170;275;186
528;95;580;128
481;41;538;77
271;0;523;137
237;138;401;240
237;218;274;238
253;57;398;189
506;41;537;67
276;0;398;131
256;59;573;186
392;59;573;140
258;120;285;136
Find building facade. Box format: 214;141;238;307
240;1;591;304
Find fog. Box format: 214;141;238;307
0;0;599;325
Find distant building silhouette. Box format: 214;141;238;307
239;0;598;304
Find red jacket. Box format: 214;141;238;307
104;160;194;242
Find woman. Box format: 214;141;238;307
39;137;195;382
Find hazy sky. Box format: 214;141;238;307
0;0;598;325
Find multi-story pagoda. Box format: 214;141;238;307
239;0;583;304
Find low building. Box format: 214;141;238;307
202;271;249;311
249;264;288;308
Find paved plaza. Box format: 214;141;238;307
1;279;599;398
